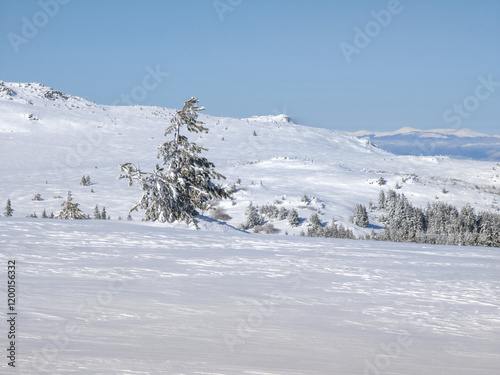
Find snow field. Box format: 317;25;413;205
1;219;499;374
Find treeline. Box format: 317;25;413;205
375;189;500;247
301;213;355;239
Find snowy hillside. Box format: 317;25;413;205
342;127;500;161
1;81;500;374
1;80;500;237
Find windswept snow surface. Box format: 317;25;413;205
1;219;500;374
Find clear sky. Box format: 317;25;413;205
1;0;499;134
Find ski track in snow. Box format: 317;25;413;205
1;219;499;374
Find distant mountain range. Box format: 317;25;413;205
340;127;500;161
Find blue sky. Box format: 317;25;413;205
1;0;499;134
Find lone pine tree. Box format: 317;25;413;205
352;203;369;228
4;199;14;217
119;97;231;226
57;191;89;219
287;208;300;227
94;205;101;219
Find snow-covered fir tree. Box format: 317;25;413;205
119;97;231;226
307;213;323;237
378;190;386;210
32;193;43;201
101;207;107;220
278;206;288;220
242;202;265;229
287;208;300;227
4;199;13;217
261;203;279;219
80;175;91;186
374;189;500;247
57;191;89;219
94;205;101;219
301;194;310;205
352;203;369;227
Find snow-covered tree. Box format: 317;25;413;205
119;97;231;226
307;213;324;237
301;194;310;205
278;206;288;220
323;219;339;238
378;190;386;210
243;202;264;229
32;193;43;201
352;203;369;227
101;207;107;220
478;212;500;247
57;191;89;219
4;199;13;217
287;208;300;227
261;204;279;219
80;175;91;186
94;205;101;219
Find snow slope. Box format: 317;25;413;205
1;81;500;374
1;219;499;374
341;127;500;161
1;81;500;237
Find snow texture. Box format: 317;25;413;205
1;219;500;374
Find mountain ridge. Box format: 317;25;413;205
340;127;500;161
